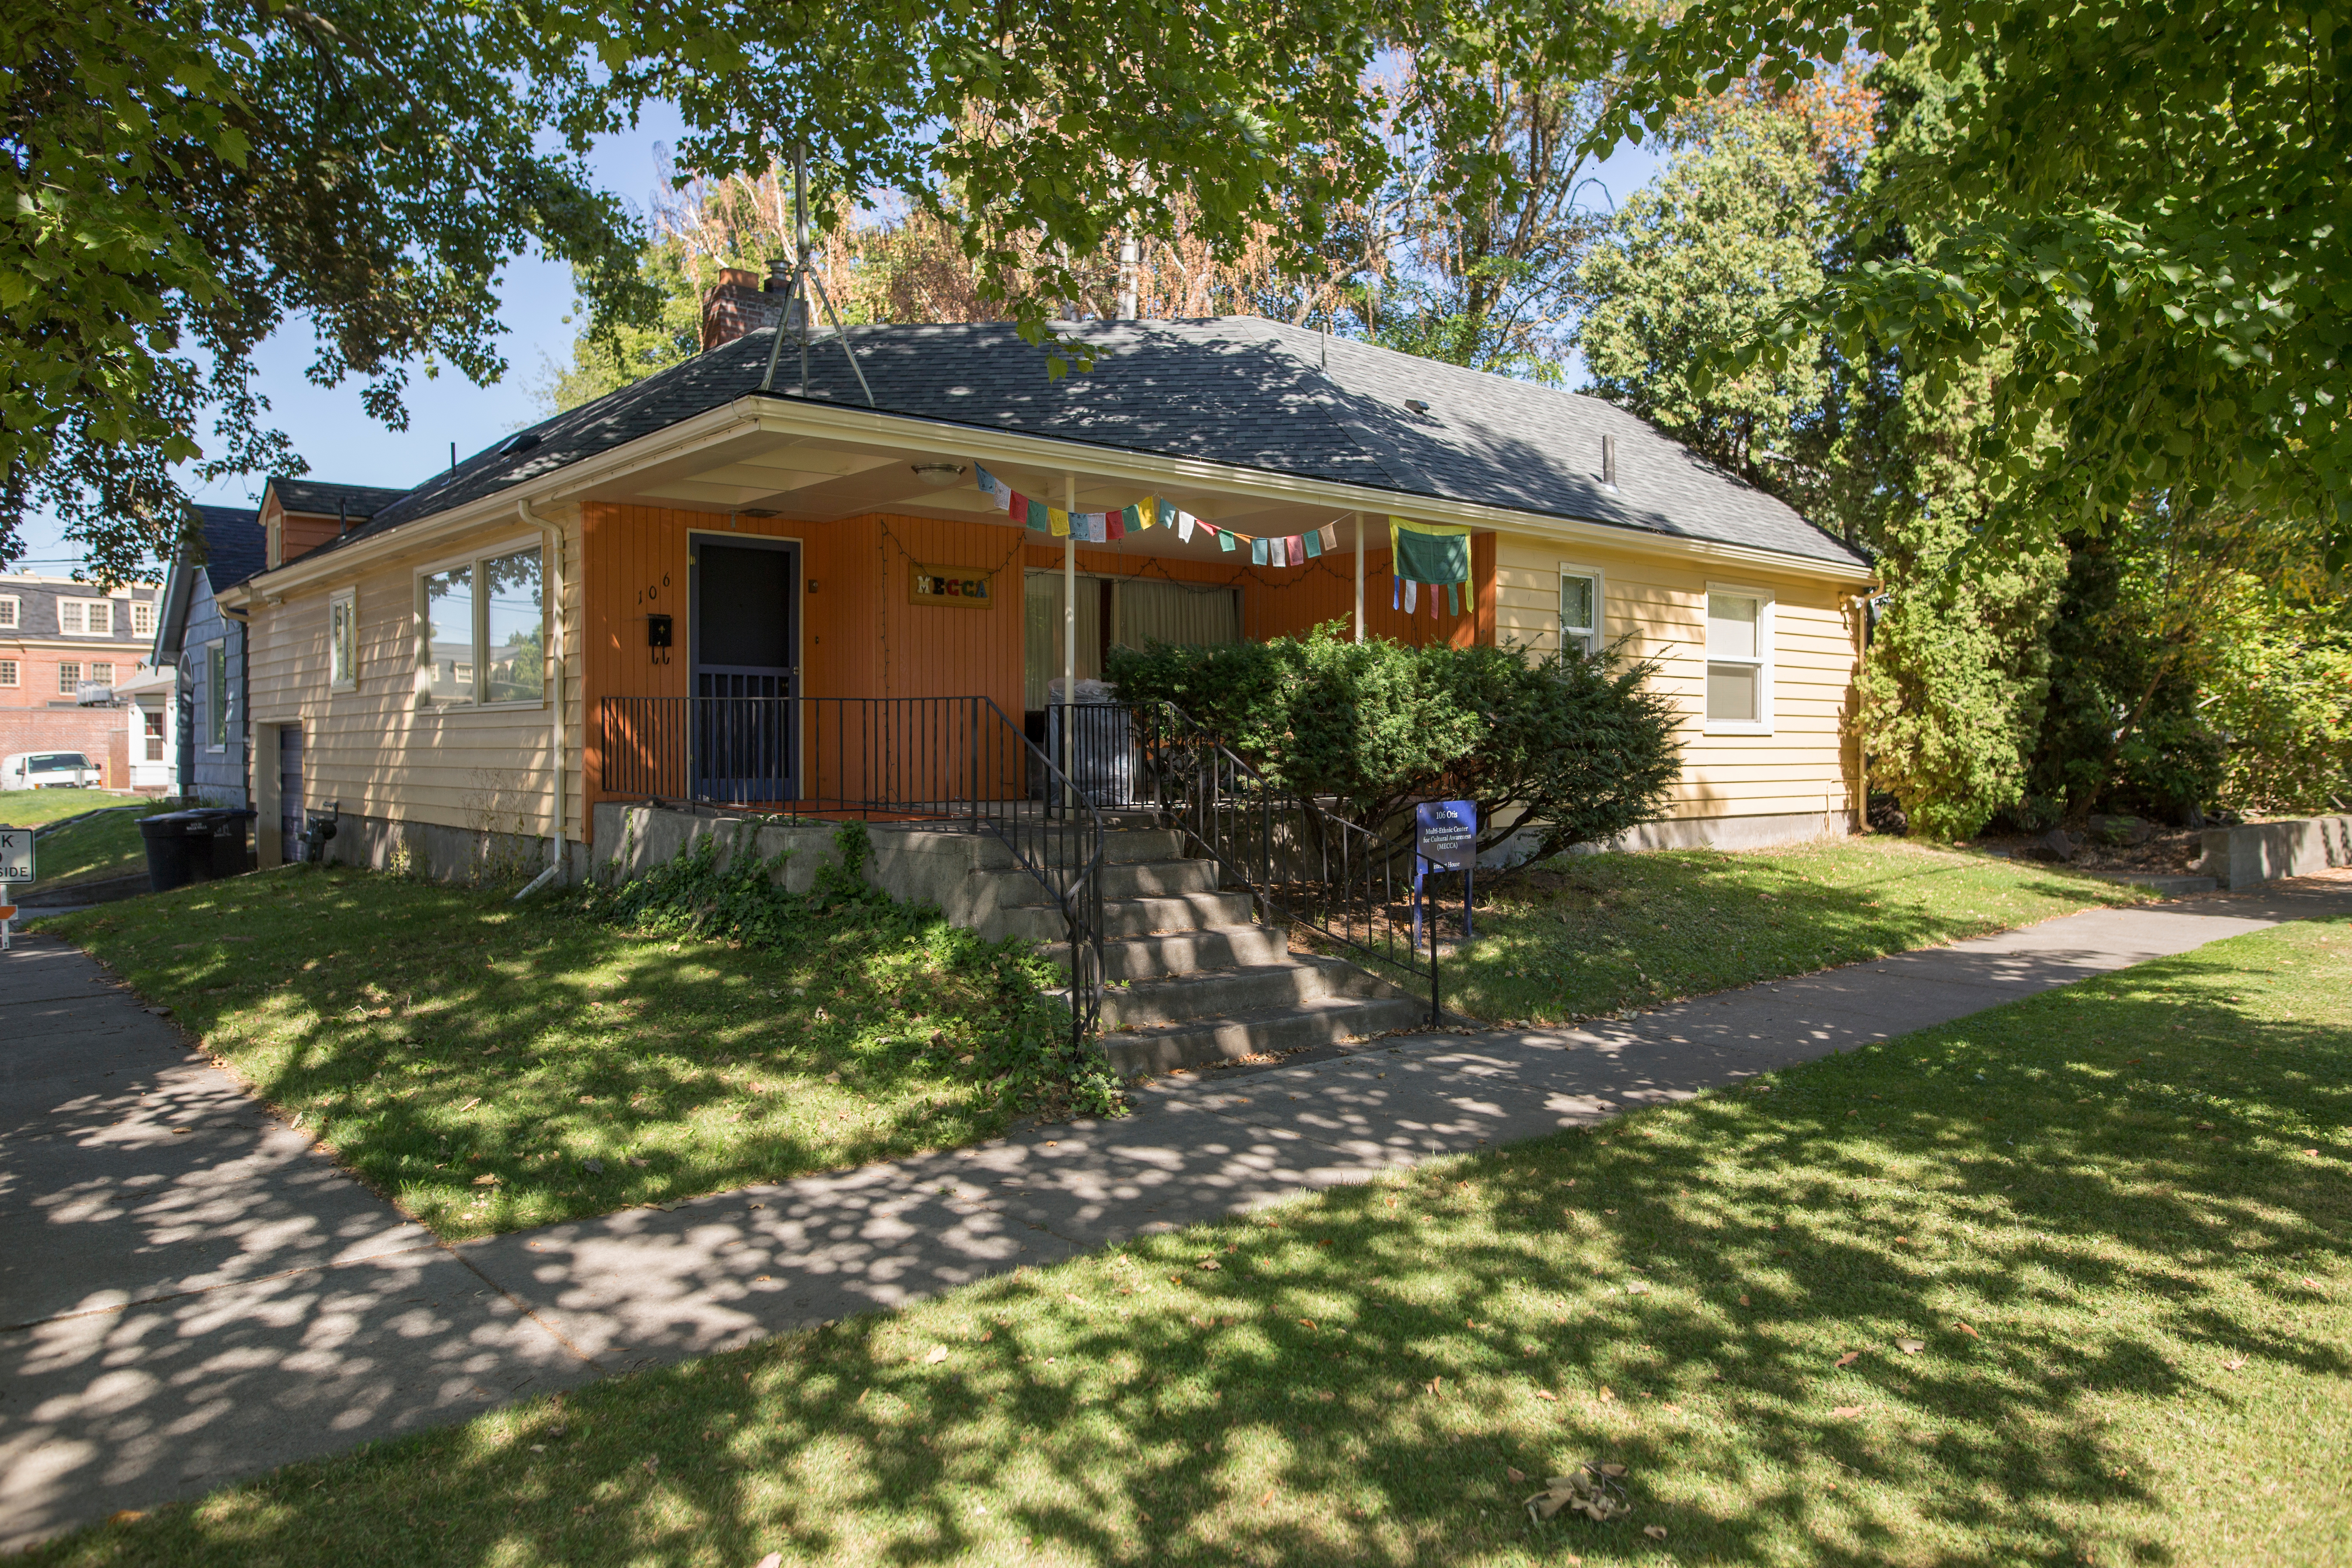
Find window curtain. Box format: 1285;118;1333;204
1113;579;1240;652
1024;570;1103;709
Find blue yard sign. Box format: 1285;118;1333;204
1412;800;1477;1022
1415;799;1476;870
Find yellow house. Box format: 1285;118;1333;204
222;312;1873;879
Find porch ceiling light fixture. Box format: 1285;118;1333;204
910;462;968;487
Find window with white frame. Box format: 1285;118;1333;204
58;599;112;636
0;596;17;629
1703;587;1771;731
417;545;543;706
328;589;359;691
207;641;228;748
1559;568;1602;658
89;662;114;686
132;600;156;638
57;661;81;694
0;658;17;686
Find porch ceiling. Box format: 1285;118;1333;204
583;426;1412;561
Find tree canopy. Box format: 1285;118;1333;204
2;0;647;582
1602;0;2352;559
11;0;1644;579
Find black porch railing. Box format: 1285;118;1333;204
596;695;1106;1044
962;696;1439;989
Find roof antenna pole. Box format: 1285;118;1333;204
754;137;872;406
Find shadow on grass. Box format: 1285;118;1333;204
1451;839;2155;1023
43;867;1034;1239
35;921;2350;1566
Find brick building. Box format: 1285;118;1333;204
0;573;166;790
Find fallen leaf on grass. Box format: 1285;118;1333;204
1523;1464;1629;1523
1738;1294;1751;1306
1831;1405;1864;1418
1507;1466;1528;1484
756;1555;784;1568
1596;1386;1615;1402
1534;1389;1559;1401
1897;1338;1925;1354
924;1346;949;1365
1834;1350;1860;1368
2221;1357;2246;1371
1427;1377;1443;1396
1644;1525;1669;1540
1196;1260;1221;1271
1953;1322;1979;1339
1627;1281;1651;1295
472;1173;499;1187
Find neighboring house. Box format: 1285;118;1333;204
151;503;269;804
221;308;1873;879
0;572;165;791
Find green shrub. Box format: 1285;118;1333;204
574;822;1123;1118
1108;622;1680;857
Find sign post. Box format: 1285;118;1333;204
1414;800;1476;1025
0;826;32;951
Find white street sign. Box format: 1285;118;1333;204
0;827;31;884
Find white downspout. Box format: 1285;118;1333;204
517;496;564;889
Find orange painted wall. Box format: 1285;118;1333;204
1020;529;1495;648
583;503;1028;809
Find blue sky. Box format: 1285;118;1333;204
14;112;1661;576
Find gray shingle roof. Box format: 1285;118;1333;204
193;505;266;591
314;319;1865;570
270;478;408;520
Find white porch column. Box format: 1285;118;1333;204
1353;512;1365;643
1063;474;1077;785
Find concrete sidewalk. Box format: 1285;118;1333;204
6;875;2349;1550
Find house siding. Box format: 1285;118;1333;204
245;502;584;851
1493;530;1863;840
180;572;248;805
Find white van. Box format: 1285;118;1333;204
1;752;104;790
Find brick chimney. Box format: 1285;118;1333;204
701;266;789;351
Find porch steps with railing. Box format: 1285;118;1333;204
947;824;1427;1077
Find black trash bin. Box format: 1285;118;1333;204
138;811;207;893
187;808;259;880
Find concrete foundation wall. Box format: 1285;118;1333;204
1616;808;1860;853
318;810;592;887
589;802;1046;928
2197;815;2352;890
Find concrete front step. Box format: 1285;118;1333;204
1098;992;1432;1077
1062;923;1292;980
982;890;1258;944
1098;956;1389;1027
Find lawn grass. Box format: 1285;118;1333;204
23;799;170;888
40;862;1061;1241
1447;837;2157;1023
0;789;150;829
34;915;2350;1567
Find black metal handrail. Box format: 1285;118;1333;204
1123;701;1436;989
596;694;1106;1045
